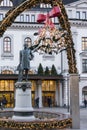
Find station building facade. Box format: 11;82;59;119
0;0;87;108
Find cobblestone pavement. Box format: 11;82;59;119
0;107;87;130
35;107;87;130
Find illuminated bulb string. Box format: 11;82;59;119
33;25;68;54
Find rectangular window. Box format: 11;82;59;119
26;15;30;22
31;15;35;22
40;3;45;8
40;3;51;8
82;37;87;51
82;12;86;20
82;59;87;73
0;13;3;21
54;17;58;23
46;4;51;8
68;10;72;18
76;11;80;19
20;14;24;22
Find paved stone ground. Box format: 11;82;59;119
35;107;87;130
0;107;87;130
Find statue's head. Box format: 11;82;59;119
24;43;28;49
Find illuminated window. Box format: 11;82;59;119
42;80;56;91
0;80;14;91
82;59;87;73
24;37;32;47
42;80;56;107
82;37;87;51
3;37;11;53
1;70;13;74
0;0;13;7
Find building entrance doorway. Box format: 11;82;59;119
42;92;55;107
42;80;56;107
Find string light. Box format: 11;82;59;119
33;6;68;54
33;20;68;54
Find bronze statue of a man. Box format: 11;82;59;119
17;43;34;81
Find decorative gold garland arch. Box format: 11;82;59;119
0;0;77;74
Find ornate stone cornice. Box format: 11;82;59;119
10;22;44;29
70;19;87;27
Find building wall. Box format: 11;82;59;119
0;0;87;107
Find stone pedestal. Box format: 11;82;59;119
12;81;35;121
69;74;80;129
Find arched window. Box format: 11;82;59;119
24;37;32;47
1;70;13;74
0;0;13;7
3;37;11;53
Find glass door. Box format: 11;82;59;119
42;92;55;107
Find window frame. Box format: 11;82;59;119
31;15;35;22
26;14;30;22
3;37;11;53
82;12;86;20
76;11;80;19
0;0;13;7
82;37;87;51
20;14;24;22
68;10;72;19
1;36;13;59
0;13;3;21
82;59;87;73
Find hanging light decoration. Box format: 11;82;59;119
33;6;68;54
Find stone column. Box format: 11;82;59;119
12;81;35;121
69;74;80;129
63;79;67;106
55;81;59;106
36;80;42;108
59;82;63;106
55;81;63;107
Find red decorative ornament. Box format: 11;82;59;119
49;6;61;18
37;7;61;23
37;14;46;23
44;19;55;29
